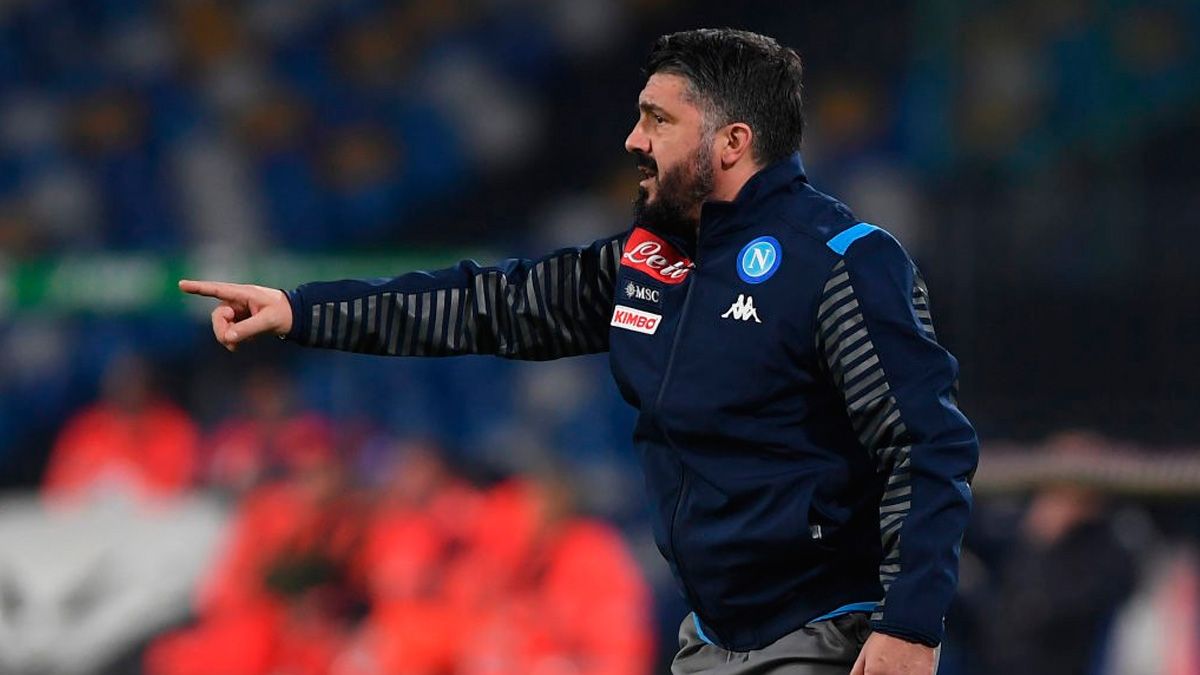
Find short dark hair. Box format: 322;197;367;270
645;28;804;166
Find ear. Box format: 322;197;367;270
717;122;754;169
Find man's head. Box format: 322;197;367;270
625;29;805;234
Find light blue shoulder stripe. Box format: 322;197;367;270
692;613;717;646
807;601;879;623
826;222;881;255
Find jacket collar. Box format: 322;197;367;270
699;152;808;239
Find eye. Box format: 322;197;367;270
653;114;666;124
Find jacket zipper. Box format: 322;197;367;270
652;244;704;619
652;260;698;414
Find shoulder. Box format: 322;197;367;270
769;184;857;251
770;185;912;276
826;223;916;303
829;222;910;266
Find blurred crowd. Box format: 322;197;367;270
24;356;652;675
0;0;545;253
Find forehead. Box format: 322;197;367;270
638;72;701;114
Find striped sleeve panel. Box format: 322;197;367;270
911;271;936;340
288;235;624;361
816;257;938;621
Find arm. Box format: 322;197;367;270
815;228;978;650
181;234;625;360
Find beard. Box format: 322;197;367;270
633;142;715;238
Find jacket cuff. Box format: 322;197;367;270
869;619;941;648
284;288;307;343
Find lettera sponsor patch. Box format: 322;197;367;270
621;228;692;285
610;304;662;335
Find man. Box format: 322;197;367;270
44;353;198;504
181;29;978;675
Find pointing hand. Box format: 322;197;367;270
178;280;293;352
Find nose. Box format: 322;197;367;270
625;122;649;155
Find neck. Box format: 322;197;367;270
684;159;764;235
710;159;762;202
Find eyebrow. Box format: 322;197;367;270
638;101;671;119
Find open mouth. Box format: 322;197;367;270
635;152;657;178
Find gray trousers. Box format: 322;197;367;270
671;613;871;675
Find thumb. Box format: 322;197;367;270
225;308;280;345
850;642;868;675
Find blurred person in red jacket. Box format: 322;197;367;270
453;474;654;675
43;353;199;504
145;428;365;675
203;367;336;496
335;471;653;675
333;442;483;675
357;441;483;598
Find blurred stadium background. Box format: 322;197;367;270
0;0;1198;673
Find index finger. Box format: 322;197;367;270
178;279;250;303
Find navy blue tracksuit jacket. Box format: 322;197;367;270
285;154;979;651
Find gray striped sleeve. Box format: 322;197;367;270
289;233;623;359
335;301;350;349
348;298;363;351
912;270;937;339
366;294;378;345
308;305;321;345
430;289;447;356
322;302;335;345
816;259;913;619
385;293;406;355
377;292;393;353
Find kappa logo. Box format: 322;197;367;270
611;304;661;334
623;281;661;304
621;228;693;285
721;294;762;323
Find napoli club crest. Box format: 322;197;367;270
737;236;781;284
